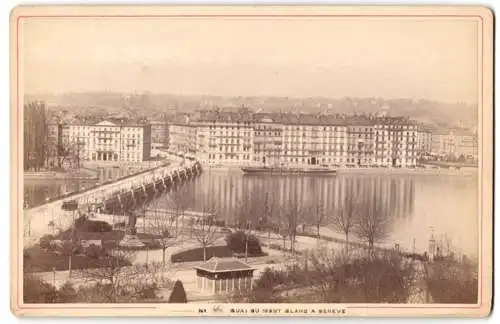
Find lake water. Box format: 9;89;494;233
24;168;479;258
148;171;479;258
24;167;141;207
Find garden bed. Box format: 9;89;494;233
53;229;163;250
25;230;165;273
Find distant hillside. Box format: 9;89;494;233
25;92;477;129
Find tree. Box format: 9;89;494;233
308;247;413;303
76;248;133;302
23;274;57;303
168;183;191;237
282;198;302;258
260;192;276;239
168;280;188;303
355;194;389;256
24;101;48;171
75;249;167;303
311;202;326;246
307;178;326;243
195;218;218;262
195;194;219;261
332;195;358;254
149;208;176;269
225;231;262;256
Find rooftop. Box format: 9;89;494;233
60;119;148;127
194;257;255;273
192;111;418;127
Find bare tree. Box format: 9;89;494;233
261;192;275;240
332;195;358;254
355;194;389;256
148;209;176;269
24;101;47;171
312;202;326;245
195;219;218;262
195;195;219;262
277;216;288;254
76;250;168;303
168;183;192;237
307;178;326;243
235;194;261;261
283;198;302;257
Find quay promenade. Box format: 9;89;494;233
22;155;202;247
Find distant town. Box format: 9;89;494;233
24;95;478;174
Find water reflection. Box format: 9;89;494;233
151;172;478;257
24;167;137;207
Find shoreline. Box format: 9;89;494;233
24;171;99;181
24;174;100;181
202;164;478;177
335;167;478;176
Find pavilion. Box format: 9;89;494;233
194;257;256;295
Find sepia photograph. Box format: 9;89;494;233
10;5;493;317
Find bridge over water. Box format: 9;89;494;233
22;156;203;246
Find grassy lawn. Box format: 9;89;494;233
54;229;163;249
23;245;133;273
55;229;160;241
25;230;167;273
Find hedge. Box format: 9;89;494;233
171;246;233;263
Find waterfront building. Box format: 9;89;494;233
373;117;418;168
430;130;452;157
150;120;169;150
253;115;284;166
453;129;478;160
46;122;62;168
168;111;419;168
60;120;151;163
347;119;375;167
429;128;478;161
279;114;348;167
171;111;254;165
168;122;197;156
416;125;432;156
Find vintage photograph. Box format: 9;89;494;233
11;5;493;317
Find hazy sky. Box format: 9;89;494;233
21;17;479;103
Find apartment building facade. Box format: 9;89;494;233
169;123;197;156
416;126;432;156
253;117;283;165
373;118;419;168
347;121;374;167
169;112;254;165
60;120;151;163
45;122;62;167
278;115;348;167
150;121;169;150
169;111;419;168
